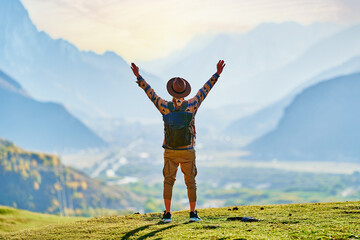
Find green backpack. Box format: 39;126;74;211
163;101;194;148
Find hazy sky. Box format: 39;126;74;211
21;0;360;62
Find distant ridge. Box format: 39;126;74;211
0;70;107;152
225;55;360;143
141;21;342;108
246;72;360;161
0;0;165;122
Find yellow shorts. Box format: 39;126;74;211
163;148;197;202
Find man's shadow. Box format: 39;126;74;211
121;221;191;240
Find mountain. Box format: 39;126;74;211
139;22;345;141
245;24;360;105
246;72;360;161
0;139;141;216
141;22;342;108
0;70;107;152
0;0;165;122
225;55;360;144
142;22;360;115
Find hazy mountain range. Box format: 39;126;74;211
245;24;360;105
2;0;360;163
0;70;107;152
0;0;165;123
226;55;360;143
140;21;360;143
141;22;345;108
246;72;360;161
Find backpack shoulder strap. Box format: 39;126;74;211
180;100;188;111
167;101;175;112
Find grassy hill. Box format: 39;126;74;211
0;205;83;234
1;201;359;239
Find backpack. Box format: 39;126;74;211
163;100;194;148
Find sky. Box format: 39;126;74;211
21;0;360;62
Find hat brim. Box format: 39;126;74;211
167;78;191;98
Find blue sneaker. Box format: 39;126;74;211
161;211;172;223
189;210;201;222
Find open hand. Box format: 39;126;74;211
131;63;140;78
217;60;226;75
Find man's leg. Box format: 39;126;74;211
179;150;197;211
164;199;171;213
190;201;196;212
163;149;179;213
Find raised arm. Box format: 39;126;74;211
188;60;225;112
131;63;169;115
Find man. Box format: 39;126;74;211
131;60;225;223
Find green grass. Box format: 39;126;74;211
1;201;360;239
0;205;83;234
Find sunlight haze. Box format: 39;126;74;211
20;0;360;61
